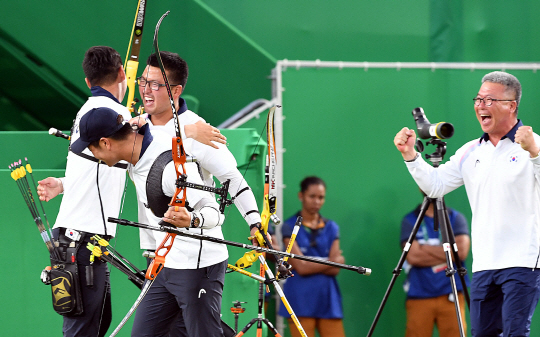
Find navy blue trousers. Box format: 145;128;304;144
131;260;227;337
471;267;540;337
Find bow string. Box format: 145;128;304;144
143;10;185;283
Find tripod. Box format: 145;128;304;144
368;138;470;337
234;254;282;337
231;301;246;333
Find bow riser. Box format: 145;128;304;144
146;231;176;280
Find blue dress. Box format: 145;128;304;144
278;212;343;319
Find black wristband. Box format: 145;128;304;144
249;223;261;231
405;153;420;162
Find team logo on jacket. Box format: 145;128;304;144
509;155;518;162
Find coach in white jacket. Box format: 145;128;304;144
394;71;540;337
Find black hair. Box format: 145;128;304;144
146;51;189;89
82;46;123;87
300;176;326;193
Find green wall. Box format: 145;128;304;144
0;0;274;131
202;0;540;63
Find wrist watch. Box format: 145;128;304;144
190;213;201;228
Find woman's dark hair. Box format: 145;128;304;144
300;176;326;193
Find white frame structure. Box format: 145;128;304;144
271;60;540;225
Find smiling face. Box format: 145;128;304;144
474;81;518;143
139;65;182;124
88;141;119;167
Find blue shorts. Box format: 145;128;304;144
470;267;540;337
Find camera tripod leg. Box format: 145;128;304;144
235;317;282;337
367;197;431;337
368;196;470;337
434;198;467;337
441;200;471;308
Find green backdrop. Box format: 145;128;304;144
3;0;540;336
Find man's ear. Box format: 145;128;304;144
117;66;126;83
510;100;518;114
85;78;91;89
101;138;112;150
174;84;184;97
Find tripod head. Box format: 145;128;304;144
230;301;246;314
416;138;447;168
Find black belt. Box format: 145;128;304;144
58;227;112;243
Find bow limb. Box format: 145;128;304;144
260;105;280;234
124;0;147;114
257;106;281;244
153;11;188;209
107;3;151;336
235;106;292;280
108;279;155;337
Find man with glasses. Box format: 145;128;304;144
394;71;540;336
130;51;263;337
36;46;226;337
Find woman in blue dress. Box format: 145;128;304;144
279;176;346;337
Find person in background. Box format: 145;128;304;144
400;190;470;337
279;176;346;337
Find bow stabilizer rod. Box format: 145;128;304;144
109;217;372;275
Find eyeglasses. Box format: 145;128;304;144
136;77;180;91
473;97;515;107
